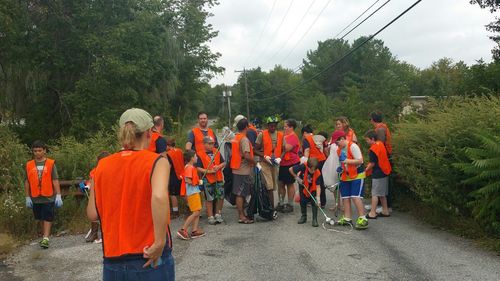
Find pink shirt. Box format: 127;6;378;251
281;132;300;166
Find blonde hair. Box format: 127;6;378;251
336;116;351;131
118;122;145;149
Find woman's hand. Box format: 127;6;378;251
143;240;166;268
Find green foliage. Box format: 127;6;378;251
393;96;500;231
0;126;29;191
454;132;500;235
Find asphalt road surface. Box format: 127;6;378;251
2;201;500;281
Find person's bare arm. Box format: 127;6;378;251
344;158;363;165
365;162;375;173
243;152;256;165
185;142;193;151
52;179;61;195
303;148;310;158
86;180;98;221
24;180;30;197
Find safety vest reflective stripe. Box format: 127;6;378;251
26;159;55;198
263;130;283;157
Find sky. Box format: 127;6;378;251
206;0;498;86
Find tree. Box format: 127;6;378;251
470;0;500;60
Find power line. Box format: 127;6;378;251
276;0;333;67
333;0;381;39
243;0;278;67
260;0;319;70
252;0;423;102
339;0;391;40
251;0;296;68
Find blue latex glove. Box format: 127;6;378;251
55;194;63;208
336;166;343;174
339;151;347;162
25;197;33;209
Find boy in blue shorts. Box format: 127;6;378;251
331;130;368;230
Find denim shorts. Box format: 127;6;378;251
103;249;174;281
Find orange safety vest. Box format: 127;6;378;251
181;164;199;196
283;132;300;161
230;133;254;169
369;141;392;176
147;131;162;152
304;134;326;162
249;124;258;133
26;159;55;198
337;142;361;181
302;168;321;198
198;148;224;184
346;129;357;143
192;127;216;153
93;150;171;258
262;130;283;158
375;123;392;155
166;148;184;180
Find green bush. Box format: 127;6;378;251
393;96;500;235
0;126;29;192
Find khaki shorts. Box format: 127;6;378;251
261;161;278;191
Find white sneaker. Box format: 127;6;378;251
215;214;224;224
208;216;216;225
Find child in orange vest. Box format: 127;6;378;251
289;157;322;227
196;136;226;225
331;130;368;230
364;130;392;219
177;150;206;240
166;138;184;219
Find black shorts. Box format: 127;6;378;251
279;164;298;185
33;202;55;222
168;175;181;196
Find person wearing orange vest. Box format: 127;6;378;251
233;114;258;147
86;108;174;280
289;157;322;227
370;111;393;156
185;111;218;154
331;116;358;144
364;130;392;219
85;151;110;243
148;115;167;155
331;130;368;230
231;118;256;224
178;150;206;240
196;136;226;225
255;115;283;208
301;124;327;209
24;140;62;249
166;138;184;219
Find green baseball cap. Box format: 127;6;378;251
119;108;154;132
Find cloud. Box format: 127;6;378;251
207;0;498;86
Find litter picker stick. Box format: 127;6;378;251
299;182;335;225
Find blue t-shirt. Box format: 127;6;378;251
186;183;200;196
155;137;167;154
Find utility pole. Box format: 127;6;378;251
235;68;250;119
222;86;232;128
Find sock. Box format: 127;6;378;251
360;215;366;219
172;207;178;212
43;237;49;241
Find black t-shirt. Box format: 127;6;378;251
166;155;181;185
368;150;386;179
302;139;310;150
155;137;167;154
247;129;257;147
292;164;320;186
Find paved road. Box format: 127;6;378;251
2;201;500;281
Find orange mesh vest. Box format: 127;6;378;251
167;148;184;180
230;133;254;169
302;168;321;198
304;134;326;162
369;141;392;176
198;148;224;184
147;131;162;152
337;142;360;181
375;123;392;155
346;129;357;143
263;130;283;158
93;150;172;258
192;128;215;154
26;159;55;198
181;164;199;196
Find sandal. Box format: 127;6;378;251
366;213;378;219
377;212;391;217
238;217;254;224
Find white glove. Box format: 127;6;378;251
25;197;33;209
295;176;303;185
256;162;262;171
55;194;63;208
199;179;204;185
264;156;272;164
275;157;282;165
300;156;308;164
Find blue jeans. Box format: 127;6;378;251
103;249;174;281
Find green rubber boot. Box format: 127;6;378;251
297;205;307;224
311;204;319;227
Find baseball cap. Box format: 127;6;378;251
203;136;215;144
233;114;247;127
119;108;154;132
331;130;346;142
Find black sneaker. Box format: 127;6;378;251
283;204;294;213
276;203;284;213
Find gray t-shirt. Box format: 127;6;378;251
232;137;252;176
26;160;59;203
